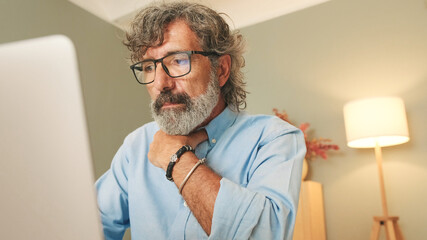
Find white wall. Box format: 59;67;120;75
241;0;427;239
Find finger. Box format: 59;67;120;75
189;129;208;147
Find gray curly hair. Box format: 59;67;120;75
124;1;247;111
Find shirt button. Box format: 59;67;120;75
183;201;188;207
211;138;217;144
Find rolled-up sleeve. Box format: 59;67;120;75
210;129;306;240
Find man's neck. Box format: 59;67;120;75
195;96;226;130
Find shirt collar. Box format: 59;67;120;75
204;106;238;147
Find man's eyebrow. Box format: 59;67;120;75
141;50;185;61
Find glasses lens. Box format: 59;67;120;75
133;61;155;84
163;52;190;77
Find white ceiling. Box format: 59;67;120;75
68;0;330;30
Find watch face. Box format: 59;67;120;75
171;154;178;162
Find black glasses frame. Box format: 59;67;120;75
130;51;219;85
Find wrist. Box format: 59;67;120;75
179;158;206;194
171;153;198;181
166;145;194;182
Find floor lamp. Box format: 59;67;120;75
343;97;409;240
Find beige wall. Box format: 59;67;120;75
0;2;144;238
0;0;152;180
241;0;427;239
2;0;426;239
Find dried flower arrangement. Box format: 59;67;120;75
273;109;339;161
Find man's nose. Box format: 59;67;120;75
153;63;175;92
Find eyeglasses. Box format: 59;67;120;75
130;51;218;85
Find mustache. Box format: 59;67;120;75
154;91;191;111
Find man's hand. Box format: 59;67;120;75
148;128;220;235
148;129;208;170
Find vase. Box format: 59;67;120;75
302;158;308;181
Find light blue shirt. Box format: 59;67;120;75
96;107;306;240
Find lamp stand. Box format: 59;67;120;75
370;143;405;240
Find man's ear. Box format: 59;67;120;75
216;54;231;87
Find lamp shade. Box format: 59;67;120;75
343;97;409;148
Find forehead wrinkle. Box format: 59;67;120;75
142;20;202;60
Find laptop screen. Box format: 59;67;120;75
0;35;103;240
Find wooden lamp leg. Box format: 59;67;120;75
374;143;389;217
370;219;381;240
370;143;405;240
394;219;405;240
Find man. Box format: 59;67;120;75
96;2;306;240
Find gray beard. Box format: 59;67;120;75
150;72;220;135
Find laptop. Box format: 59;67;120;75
0;35;103;240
